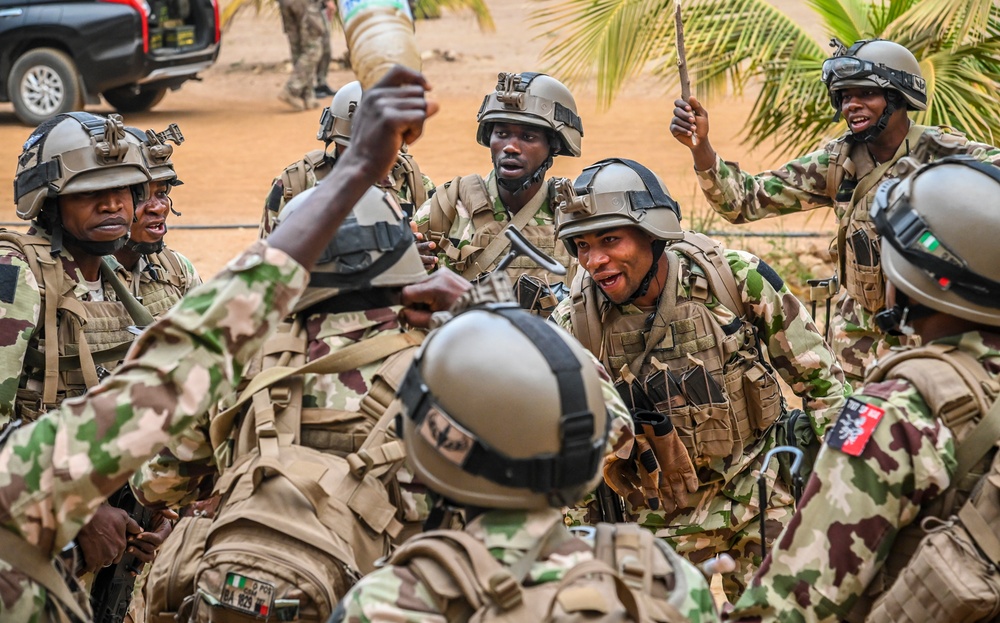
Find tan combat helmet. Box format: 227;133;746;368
317;81;362;148
554;158;683;256
14;112;150;221
823;39;927;111
124;124;184;185
475;72;583;157
872;157;1000;327
276;184;427;312
396;307;609;509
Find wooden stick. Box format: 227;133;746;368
675;0;697;145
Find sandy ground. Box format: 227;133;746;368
0;0;838;278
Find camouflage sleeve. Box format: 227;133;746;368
964;137;1000;163
728;249;850;433
0;241;307;556
259;174;285;239
412;193;434;232
695;148;836;224
334;565;448;622
130;408;217;510
729;380;954;622
673;553;722;623
0;250;40;426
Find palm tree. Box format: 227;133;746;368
222;0;494;32
531;0;1000;154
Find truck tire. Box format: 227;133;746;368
103;86;167;113
9;48;84;126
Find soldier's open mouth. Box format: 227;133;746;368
849;116;871;131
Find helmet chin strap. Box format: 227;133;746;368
620;240;667;306
874;290;933;337
495;154;554;195
124;239;165;255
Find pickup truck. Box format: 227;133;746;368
0;0;221;125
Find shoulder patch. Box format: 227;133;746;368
826;396;886;457
755;259;784;292
0;263;20;304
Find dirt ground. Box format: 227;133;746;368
0;0;838;278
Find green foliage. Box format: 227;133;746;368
531;0;1000;153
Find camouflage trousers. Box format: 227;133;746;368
278;0;328;99
566;463;795;603
828;293;902;383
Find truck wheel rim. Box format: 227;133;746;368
21;66;65;116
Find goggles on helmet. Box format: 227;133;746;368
872;159;1000;308
822;55;926;94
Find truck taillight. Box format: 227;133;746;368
212;0;220;43
101;0;151;53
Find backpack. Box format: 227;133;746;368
186;325;422;623
389;521;701;622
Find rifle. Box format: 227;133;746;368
90;485;155;623
595;481;625;523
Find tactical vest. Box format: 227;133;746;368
569;233;783;473
280;149;333;203
0;232;139;422
384;150;428;216
825;125;968;313
387;520;701;622
128;249;190;318
844;342;1000;622
424;174;577;283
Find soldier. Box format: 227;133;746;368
331;305;718;623
550;158;848;599
0;64;435;622
261;80;433;237
414;71;582;288
727;158;1000;622
670;38;1000;382
3;112;172;579
112;124;202;318
276;0;328;110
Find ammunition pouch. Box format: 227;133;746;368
514;274;568;318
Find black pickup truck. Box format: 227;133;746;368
0;0;221;125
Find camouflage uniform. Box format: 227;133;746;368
108;247;202;319
696;125;1000;381
554;246;849;598
334;508;718;623
727;329;1000;622
0;228;138;428
413;172;577;282
0;241;307;621
278;0;328;103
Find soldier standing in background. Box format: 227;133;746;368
277;0;329;110
670;38;1000;382
0;64;436;622
551;158;848;600
113;124;202;319
729;158;1000;622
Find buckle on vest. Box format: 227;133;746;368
488;571;523;610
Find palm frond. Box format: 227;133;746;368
413;0;495;31
806;0;867;44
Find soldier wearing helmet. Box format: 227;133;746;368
669;38;1000;383
330;305;718;623
1;111;169;584
261;80;434;237
413;71;583;286
729;158;1000;622
550;158;848;600
111;124;203;319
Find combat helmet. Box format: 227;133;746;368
396;306;609;510
124;124;184;186
276;184;427;312
476;72;583;157
317;81;362;148
823;39;926;141
872;157;1000;328
555;158;683;256
14;112;150;221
